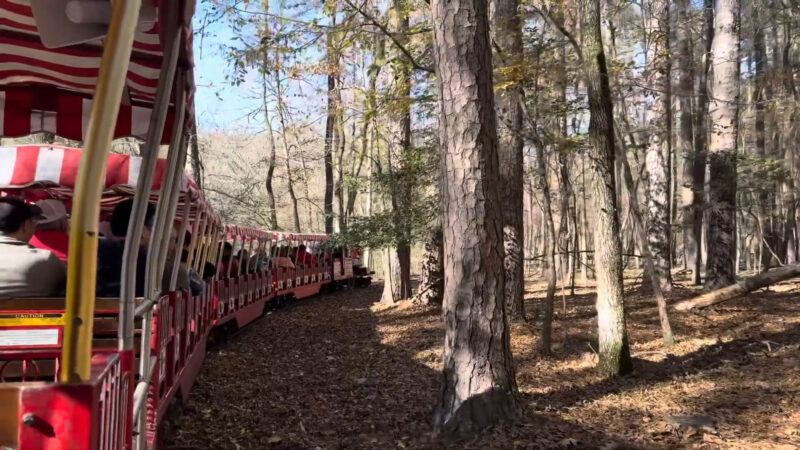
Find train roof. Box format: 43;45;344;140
0;144;215;220
0;0;196;144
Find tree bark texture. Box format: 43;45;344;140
644;0;673;291
381;246;411;304
415;226;444;306
491;0;526;322
705;0;740;290
581;0;633;377
323;14;338;234
432;0;518;436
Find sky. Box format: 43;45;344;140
191;1;330;133
192;3;261;131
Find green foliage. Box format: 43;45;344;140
737;153;792;197
334;141;438;250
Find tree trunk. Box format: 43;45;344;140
581;0;633;377
557;46;575;292
614;107;675;345
274;40;301;232
491;0;526;322
323;10;338;234
644;0;673;292
689;0;714;285
674;264;800;311
380;0;413;304
432;0;518;436
381;247;411;304
415;226;444;306
189;120;204;191
335;105;347;233
535;143;557;356
705;0;740;290
677;0;697;285
261;55;279;231
753;7;775;271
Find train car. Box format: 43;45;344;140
0;1;369;449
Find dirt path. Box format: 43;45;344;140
164;285;443;449
165;278;800;449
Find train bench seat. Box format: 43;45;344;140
0;297;144;381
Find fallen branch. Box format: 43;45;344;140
673;264;800;312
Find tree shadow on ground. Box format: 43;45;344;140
164;283;636;449
530;323;800;408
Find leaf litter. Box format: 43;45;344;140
164;273;800;449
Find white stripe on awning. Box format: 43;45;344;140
0;147;17;187
128;155;142;186
34;146;64;183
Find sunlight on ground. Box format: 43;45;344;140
374;272;800;448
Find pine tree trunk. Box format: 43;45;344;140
323;11;338;234
381;247;411;304
415;226;444;306
705;0;740;290
644;0;673;292
491;0;526;322
581;0;633;377
432;0;518;436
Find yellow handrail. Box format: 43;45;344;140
61;0;142;382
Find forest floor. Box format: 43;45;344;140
164;273;800;449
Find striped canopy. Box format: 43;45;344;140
0;145;212;221
0;0;195;143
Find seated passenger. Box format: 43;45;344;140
272;246;295;269
183;253;204;296
249;253;262;274
202;262;216;281
29;199;70;263
96;200;153;298
0;197;67;298
161;227;191;295
295;244;318;267
237;249;250;274
218;242;239;279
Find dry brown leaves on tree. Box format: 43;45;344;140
165;275;800;449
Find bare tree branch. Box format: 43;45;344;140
341;0;434;73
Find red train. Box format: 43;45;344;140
0;144;369;449
0;1;368;448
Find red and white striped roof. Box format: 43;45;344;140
0;144;197;194
0;0;195;143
